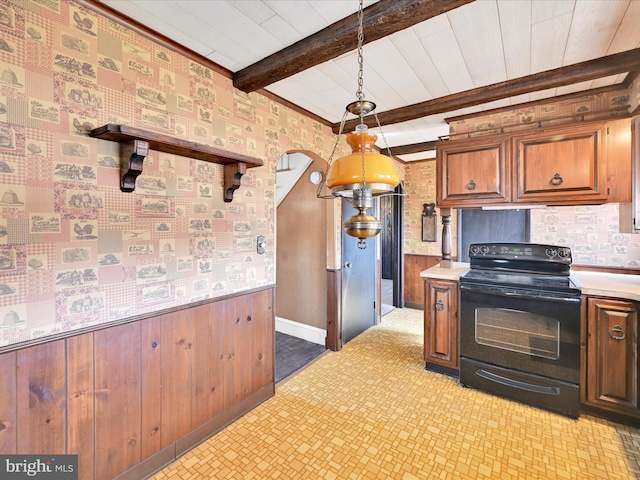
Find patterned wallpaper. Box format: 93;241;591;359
0;0;346;348
403;160;458;257
449;89;629;138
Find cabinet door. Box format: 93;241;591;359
606;118;632;204
586;297;639;417
424;279;458;370
436;136;510;207
513;122;607;204
632;117;640;232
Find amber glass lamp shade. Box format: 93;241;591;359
326;131;400;197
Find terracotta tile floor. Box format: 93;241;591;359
151;308;640;479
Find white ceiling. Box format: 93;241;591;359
98;0;640;161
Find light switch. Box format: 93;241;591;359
256;235;266;254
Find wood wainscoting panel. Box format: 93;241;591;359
140;316;163;460
0;287;275;480
249;289;274;393
67;333;95;480
0;352;16;453
404;255;443;309
160;309;193;449
221;297;241;410
17;341;66;455
94;322;142;478
191;303;225;430
237;296;254;403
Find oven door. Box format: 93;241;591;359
459;282;581;384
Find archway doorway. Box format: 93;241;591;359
275;152;328;346
274;151;330;381
275;150;386;352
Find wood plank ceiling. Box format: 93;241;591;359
95;0;640;161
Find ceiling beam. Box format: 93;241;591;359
383;141;438;157
383;82;630;156
444;83;628;124
233;0;475;93
336;47;640;134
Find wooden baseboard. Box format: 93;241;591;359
425;362;459;378
404;302;424;310
114;445;176;480
176;384;275;456
580;404;640;428
115;384;275;480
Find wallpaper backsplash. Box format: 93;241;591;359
0;0;344;348
531;204;640;268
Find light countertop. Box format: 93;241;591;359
571;270;640;302
419;262;469;281
420;263;640;302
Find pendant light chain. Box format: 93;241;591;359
317;0;399;208
356;0;365;105
374;109;406;197
356;0;367;188
317;109;349;199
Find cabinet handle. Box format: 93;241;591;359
466;179;476;190
435;299;445;311
609;325;626;341
549;173;563;186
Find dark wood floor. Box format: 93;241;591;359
275;332;327;383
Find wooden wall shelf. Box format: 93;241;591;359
90;124;264;201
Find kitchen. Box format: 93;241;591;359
0;1;639;479
419;110;640;424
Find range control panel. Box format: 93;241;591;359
468;243;572;263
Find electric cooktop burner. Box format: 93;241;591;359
460;268;582;295
460;242;582;296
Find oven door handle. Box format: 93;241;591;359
460;283;581;304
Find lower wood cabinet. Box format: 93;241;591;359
423;279;459;375
583;296;640;421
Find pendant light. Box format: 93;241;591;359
318;0;400;249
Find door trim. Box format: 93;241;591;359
326;269;341;351
391;185;404;307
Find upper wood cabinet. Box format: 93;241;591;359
436;135;510;208
606;118;633;204
435;120;631;208
512;122;607;204
632;116;640;232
